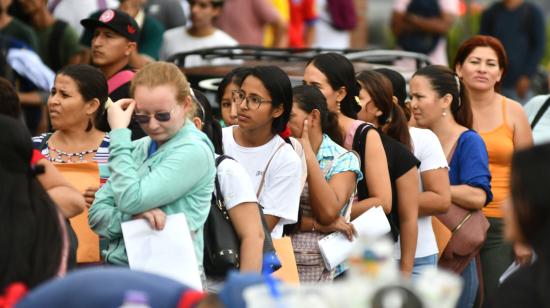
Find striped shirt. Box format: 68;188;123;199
32;133;111;185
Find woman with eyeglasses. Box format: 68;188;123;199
217;67;252;127
190;89;264;290
88;62;216;276
222;66;302;239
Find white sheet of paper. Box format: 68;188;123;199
318;206;391;270
121;213;202;290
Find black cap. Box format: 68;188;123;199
81;9;140;42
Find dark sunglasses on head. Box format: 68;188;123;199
133;109;173;124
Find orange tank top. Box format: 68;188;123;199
478;98;514;218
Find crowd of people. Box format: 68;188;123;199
1;0;550;308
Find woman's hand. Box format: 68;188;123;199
83;186;99;208
318;216;357;241
107;98;136;130
514;242;533;266
298;119;314;155
133;208;166;231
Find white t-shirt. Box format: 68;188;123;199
222;126;302;239
160;27;239;65
216;155;258;210
524;94;550;145
50;0;119;35
392;0;459;66
395;127;448;259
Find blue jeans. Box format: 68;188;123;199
411;253;437;280
456;259;479;308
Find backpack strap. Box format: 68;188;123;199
531;96;550;129
107;70;135;94
352;123;375;200
49;20;68;72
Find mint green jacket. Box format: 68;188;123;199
89;120;215;267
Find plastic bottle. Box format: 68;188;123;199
118;290;151;308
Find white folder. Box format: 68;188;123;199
122;213;203;290
318;206;391;270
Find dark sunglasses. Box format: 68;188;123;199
133;108;175;124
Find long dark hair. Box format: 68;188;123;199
307;53;361;119
192;88;223;154
242;66;292;134
374;68;410;121
216;67;252;105
356;70;411;150
292;85;342;145
56;64;108;130
0;115;62;290
412;65;473;129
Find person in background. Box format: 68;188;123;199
191;88;264;291
146;0;187;30
89;62;215;276
288;0;316;48
391;0;459;66
410;65;492;307
489;143;550;307
377;67;452;279
49;0;118;36
80;9;146;140
0;0;38;50
222;65;302;238
454;35;533;302
479;0;546;104
287;85;362;282
355;70;420;277
217;67;252;127
81;0;165;68
160;0;238;66
0;114;65;291
523;94;550;144
216;0;287;48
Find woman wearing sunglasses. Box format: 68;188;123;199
222;66;302;239
88;62;216;276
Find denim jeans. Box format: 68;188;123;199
456;259;479;308
411;253;438;280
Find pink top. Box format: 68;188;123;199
343;120;365;150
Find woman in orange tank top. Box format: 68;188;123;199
454;35;533;304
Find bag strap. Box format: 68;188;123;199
107;70;135;94
214;155;232;205
352;123;374;200
256;143;286;198
49;20;68;72
530;96;550;129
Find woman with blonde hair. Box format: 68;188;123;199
89;62;216;277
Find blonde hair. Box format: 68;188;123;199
130;62;196;117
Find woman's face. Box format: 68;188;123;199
455;46;503;92
357;87;380;126
220;81;238;126
133;84;188;145
303;64;340;113
288;102;309;138
409;75;448;129
48;74;97;131
236;75;282;133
